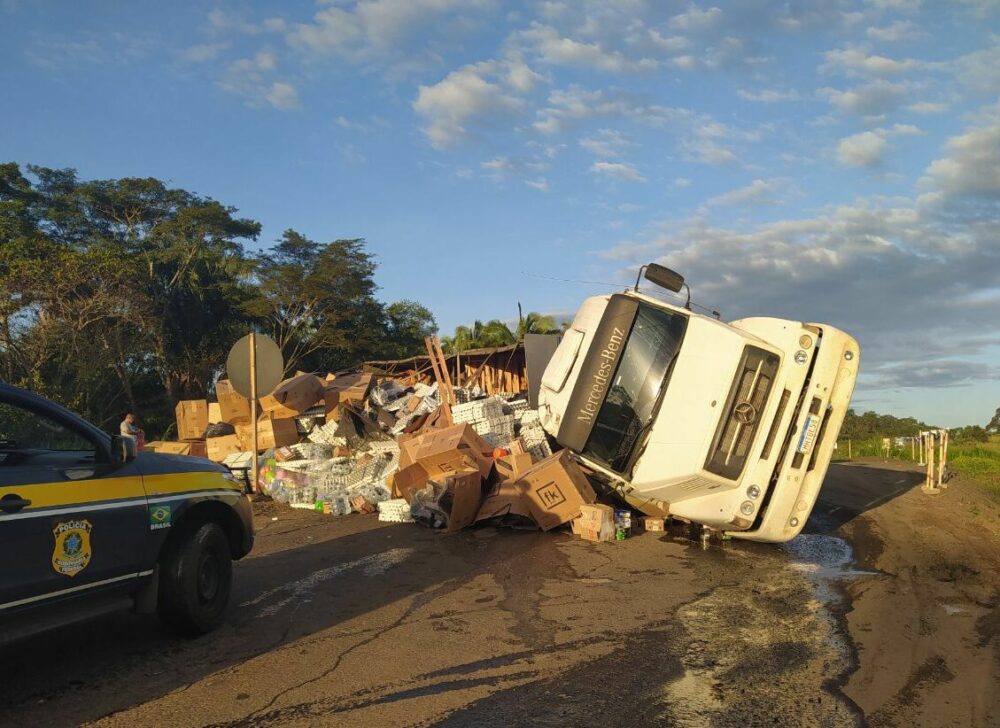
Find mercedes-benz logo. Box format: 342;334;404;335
734;401;757;425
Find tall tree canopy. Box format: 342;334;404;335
441;307;561;353
0;163;435;436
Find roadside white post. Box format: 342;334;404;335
250;331;259;494
923;430;940;495
938;429;948;489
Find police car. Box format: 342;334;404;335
0;383;254;642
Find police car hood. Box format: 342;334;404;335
136;451;228;476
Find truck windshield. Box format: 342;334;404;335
582;305;687;473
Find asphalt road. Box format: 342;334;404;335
1;460;997;727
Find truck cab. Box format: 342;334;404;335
537;275;859;543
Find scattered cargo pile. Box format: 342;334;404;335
147;365;649;540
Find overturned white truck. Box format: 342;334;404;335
537;264;859;543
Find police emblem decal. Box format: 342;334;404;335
52;520;93;577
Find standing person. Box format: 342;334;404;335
120;412;145;452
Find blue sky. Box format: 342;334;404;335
2;0;999;427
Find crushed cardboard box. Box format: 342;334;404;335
408;467;481;532
572;503;616;542
148;440;208;458
494;452;533;482
513;450;597;531
175;400;208;440
260;373;325;418
237;415;299;451
207;434;243;462
475;480;535;525
207;402;223;424
407;423;494;480
216;379;252;425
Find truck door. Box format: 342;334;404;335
0;398;148;613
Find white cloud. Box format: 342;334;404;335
703;178;785;207
924;120;1000;198
950;45;1000;96
684;139;738;165
669;5;722;31
737;88;800;103
26;38;104;69
532;86;695;135
867;0;922;11
207;9;286;36
600;195;999;394
506;55;545;92
525;178;550;191
822;47;921;76
838;131;889;166
674;177;692;188
819;79;912;115
590;161;647;182
413;60;525;148
336;115;368;131
288;0;492;60
909;101;947;114
647;30;690;53
517;22;657;72
837;124;922;167
865;20;922;42
178;42;229;64
579;129;632;158
266;81;299;110
218;50;297;111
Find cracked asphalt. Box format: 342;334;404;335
1;460;997;727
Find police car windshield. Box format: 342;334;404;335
581;304;687;473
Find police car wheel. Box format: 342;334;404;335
158;522;232;636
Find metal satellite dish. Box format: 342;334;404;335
226;333;283;400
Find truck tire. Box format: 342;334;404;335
157;521;232;636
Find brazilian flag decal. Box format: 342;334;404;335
149;504;172;530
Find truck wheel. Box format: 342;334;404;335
158;522;232;636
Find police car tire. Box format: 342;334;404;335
158;522;232;635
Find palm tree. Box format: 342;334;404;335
516;311;560;339
442;306;559;353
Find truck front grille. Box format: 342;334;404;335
704;346;780;480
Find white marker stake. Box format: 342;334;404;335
250;331;259;493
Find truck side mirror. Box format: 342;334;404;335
111;435;137;466
644;264;685;292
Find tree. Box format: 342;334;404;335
382;300;437;360
0;167;259;432
951;425;989;443
0;162;435;433
442;307;560;353
249;231;395;373
987;407;1000;433
516;310;561;339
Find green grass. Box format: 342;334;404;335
833;438;921;462
948;439;1000;499
834;435;1000;500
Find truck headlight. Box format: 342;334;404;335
794;350;808;364
746;484;760;499
799;335;812;349
740;500;755;516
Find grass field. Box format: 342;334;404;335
835;435;1000;500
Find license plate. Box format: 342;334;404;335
796;415;820;454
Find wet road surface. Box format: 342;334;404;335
0;460;996;727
